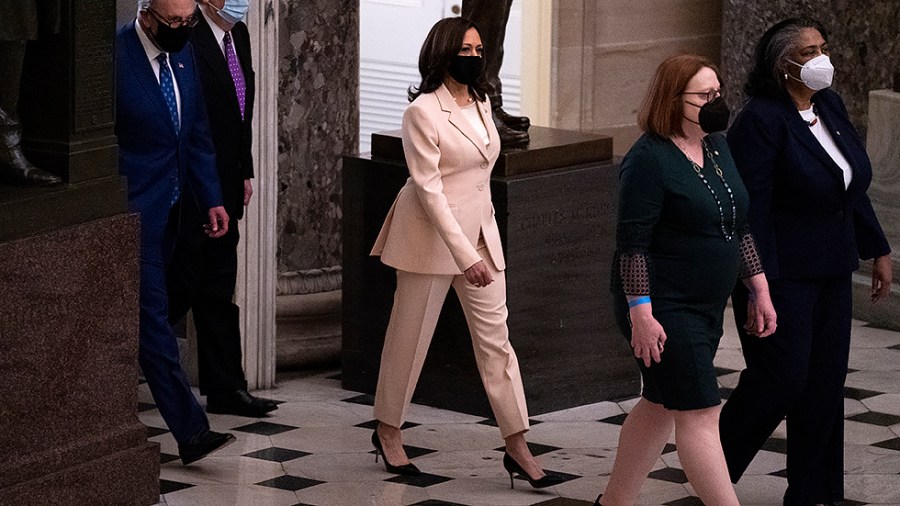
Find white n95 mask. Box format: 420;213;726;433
788;54;834;91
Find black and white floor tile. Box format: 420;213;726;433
146;310;900;505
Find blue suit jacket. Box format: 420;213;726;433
727;89;890;280
115;22;223;262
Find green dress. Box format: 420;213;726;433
612;132;759;410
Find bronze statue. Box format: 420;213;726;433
0;1;63;186
462;0;530;148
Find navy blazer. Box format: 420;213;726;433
727;89;890;280
190;15;255;220
115;22;223;261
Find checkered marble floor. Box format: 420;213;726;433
145;310;900;505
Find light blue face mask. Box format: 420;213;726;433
217;0;249;24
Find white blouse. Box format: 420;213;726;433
800;106;853;189
460;101;490;146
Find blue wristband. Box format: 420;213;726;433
628;296;651;308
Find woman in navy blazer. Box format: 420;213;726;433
719;18;892;505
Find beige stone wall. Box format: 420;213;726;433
550;0;722;155
854;89;900;330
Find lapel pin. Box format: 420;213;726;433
178;62;184;69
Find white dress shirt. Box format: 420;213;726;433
460;101;490;146
800;106;852;189
200;7;240;66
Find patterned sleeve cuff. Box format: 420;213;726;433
738;233;764;279
619;252;651;295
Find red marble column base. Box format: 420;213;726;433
0;214;160;505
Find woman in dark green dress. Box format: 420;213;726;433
594;55;777;506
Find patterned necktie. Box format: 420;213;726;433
156;53;180;134
223;32;246;119
156;53;180;205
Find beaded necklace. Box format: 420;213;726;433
802;103;819;127
679;139;737;242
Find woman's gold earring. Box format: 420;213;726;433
784;72;789;80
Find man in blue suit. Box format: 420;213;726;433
116;0;235;464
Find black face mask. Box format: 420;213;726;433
152;22;193;53
686;97;731;133
447;55;483;86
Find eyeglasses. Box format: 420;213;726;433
682;89;722;103
147;8;198;29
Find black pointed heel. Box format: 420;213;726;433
594;494;603;506
502;452;565;489
371;430;420;476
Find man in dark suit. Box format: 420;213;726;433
116;0;235;464
166;0;276;418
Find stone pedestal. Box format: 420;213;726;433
0;3;158;501
341;127;639;417
0;215;159;505
0;177;127;243
276;267;343;369
855;89;900;329
19;0;118;184
276;290;342;369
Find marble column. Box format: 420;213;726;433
277;0;359;272
237;0;280;389
273;0;358;369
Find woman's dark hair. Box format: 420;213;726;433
638;54;723;139
745;17;829;98
408;17;488;102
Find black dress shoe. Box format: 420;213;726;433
0;164;63;186
493;107;530;132
494;121;530;149
502;452;566;489
0;119;63;186
371;430;420;476
178;430;236;465
206;389;278;417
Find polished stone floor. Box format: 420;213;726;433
146;310;900;505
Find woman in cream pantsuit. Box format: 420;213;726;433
368;17;563;490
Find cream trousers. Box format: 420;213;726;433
373;246;529;438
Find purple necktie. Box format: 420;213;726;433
223;32;246;119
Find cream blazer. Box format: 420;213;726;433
370;84;505;275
